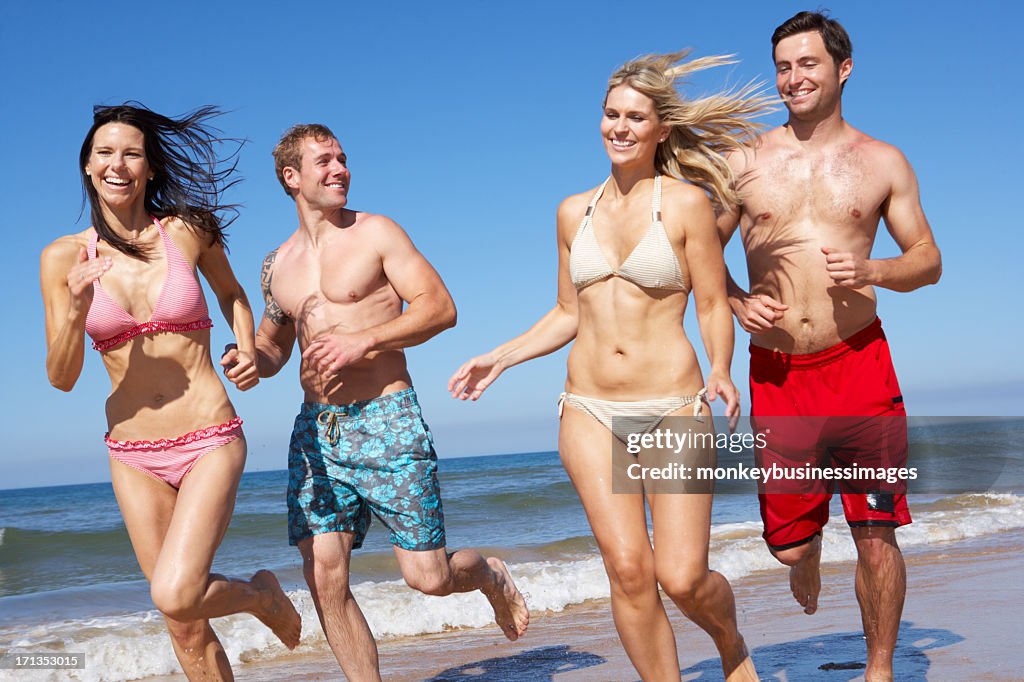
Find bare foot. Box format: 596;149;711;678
483;557;529;641
251;570;302;649
722;636;758;682
789;535;822;615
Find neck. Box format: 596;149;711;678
295;200;353;246
608;164;658;198
785;101;846;145
100;202;151;238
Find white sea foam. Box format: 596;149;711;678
1;494;1020;681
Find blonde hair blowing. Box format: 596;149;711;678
607;49;774;207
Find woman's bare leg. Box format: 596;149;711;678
111;437;300;680
560;405;681;681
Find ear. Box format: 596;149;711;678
84;164;92;177
282;166;300;193
658;123;670;144
838;57;853;87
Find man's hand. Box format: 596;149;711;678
221;344;259;391
730;293;788;333
302;332;373;378
822;247;878;288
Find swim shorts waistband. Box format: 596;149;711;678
298;387;419;421
749;318;885;370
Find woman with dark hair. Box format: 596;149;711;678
450;52;771;681
41;103;301;678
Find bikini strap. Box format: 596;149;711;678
584;179;609;218
87;231;98;259
652;174;663;223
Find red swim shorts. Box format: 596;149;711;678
750;318;912;551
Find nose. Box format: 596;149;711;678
613;116;629;135
787;68;803;89
110;152;127;170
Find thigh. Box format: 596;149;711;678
559;403;651;561
110;458;179;579
298;531;358;588
393;546;451;584
152;435;246;584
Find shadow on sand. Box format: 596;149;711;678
425;645;605;681
677;620;963;681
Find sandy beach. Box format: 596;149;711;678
145;528;1024;681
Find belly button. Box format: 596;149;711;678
800;318;810;324
153;394;165;404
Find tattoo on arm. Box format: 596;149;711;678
261;249;290;326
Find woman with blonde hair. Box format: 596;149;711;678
450;52;769;680
41;103;301;679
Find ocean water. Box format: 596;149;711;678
0;419;1021;681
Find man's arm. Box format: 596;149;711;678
302;216;455;376
715;157;788;333
823;147;941;291
254;248;296;378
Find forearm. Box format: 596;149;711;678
46;313;87;391
218;289;256;354
725;268;751;306
870;242;942;292
697;301;735;377
255;335;289;377
363;294;457;352
491;305;578;370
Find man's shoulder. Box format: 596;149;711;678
845;128;911;174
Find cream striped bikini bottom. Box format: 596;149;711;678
558;388;707;444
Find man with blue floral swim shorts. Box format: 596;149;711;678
255;124;529;679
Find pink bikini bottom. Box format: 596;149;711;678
106;417;244;489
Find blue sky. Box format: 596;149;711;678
3;1;1021;488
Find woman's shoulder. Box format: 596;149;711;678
41;230;92;261
660;176;713;213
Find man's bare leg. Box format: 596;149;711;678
771;533;822;615
299;533;382;682
395;546;529;640
852;526;905;682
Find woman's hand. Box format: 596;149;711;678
67;247;112;314
706;370;740;432
448;352;505;401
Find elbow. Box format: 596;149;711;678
439;299;457;331
48;374;74;392
930;257;943;285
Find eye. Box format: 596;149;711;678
629;115;644;122
605;111;618;119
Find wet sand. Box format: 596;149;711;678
149;529;1024;681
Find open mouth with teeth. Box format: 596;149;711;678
609;139;637;150
104;177;132;187
787;88;814;101
325;182;346;190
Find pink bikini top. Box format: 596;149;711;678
85;218;212;352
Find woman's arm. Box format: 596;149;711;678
677;187;739;418
40;237;111;391
448;195;584;401
197;237;259;391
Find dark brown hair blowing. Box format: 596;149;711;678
79;102;242;260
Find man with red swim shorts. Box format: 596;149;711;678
717;11;941;682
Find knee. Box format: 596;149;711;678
302;555;351;599
854;532;899;571
151;578;203;622
770;538;818;567
656;567;705;607
604;552;656;600
404;569;452;597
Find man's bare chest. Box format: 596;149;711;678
740;149;889;230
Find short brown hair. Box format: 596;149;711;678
771;11;853;69
272;123;337;198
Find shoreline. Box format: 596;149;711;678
144;528;1024;681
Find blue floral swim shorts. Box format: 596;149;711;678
286;388;446;551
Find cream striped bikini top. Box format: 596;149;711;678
569;175;689;292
